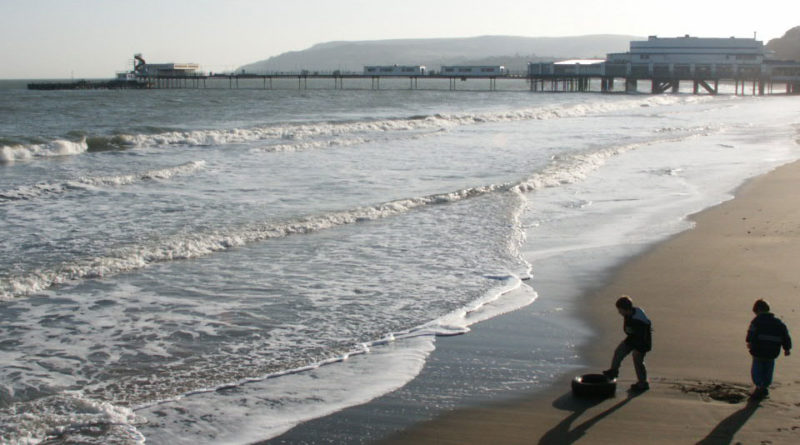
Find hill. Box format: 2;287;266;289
237;35;639;75
766;26;800;61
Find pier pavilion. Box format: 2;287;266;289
528;35;800;95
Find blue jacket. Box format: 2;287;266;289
747;313;792;359
624;307;652;352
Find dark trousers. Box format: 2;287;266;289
751;357;775;388
610;340;648;383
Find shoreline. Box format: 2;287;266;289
380;160;800;444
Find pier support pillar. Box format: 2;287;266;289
577;77;588;92
651;80;677;94
625;78;638;93
601;78;615;93
691;80;717;95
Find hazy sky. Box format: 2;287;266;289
1;0;797;78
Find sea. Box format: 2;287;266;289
1;77;798;444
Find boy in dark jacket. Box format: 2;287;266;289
603;295;652;391
747;299;792;399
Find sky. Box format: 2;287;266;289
1;0;797;79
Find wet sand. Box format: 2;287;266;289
381;161;800;444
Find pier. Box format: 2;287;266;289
526;59;800;95
130;67;800;95
27;68;800;95
27;36;800;95
137;72;523;91
27;79;149;90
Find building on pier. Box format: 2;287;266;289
133;54;201;77
604;35;767;83
439;65;507;77
527;35;800;94
363;65;427;76
528;59;605;76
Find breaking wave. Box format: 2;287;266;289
1;139;88;163
0;129;711;300
1;95;705;162
0;161;206;202
0;393;145;445
111;95;700;149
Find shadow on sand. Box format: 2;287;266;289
539;387;761;445
695;398;760;445
538;389;643;445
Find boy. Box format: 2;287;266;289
746;299;792;399
603;295;652;391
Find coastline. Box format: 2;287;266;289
380;160;800;444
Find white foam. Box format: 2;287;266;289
0;128;712;300
0;392;145;445
135;336;434;445
0;139;88;163
4;95;700;162
513;130;715;194
253;136;372;153
133;278;536;444
0;161;206;201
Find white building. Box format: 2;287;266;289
440;66;507;77
363;65;427;76
528;59;605;76
605;35;767;78
139;63;201;77
612;35;765;64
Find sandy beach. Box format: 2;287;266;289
381;160;800;444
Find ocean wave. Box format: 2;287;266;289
0;130;710;300
254;136;373;153
0;392;145;445
0;161;206;202
0;138;88;163
2;95;702;162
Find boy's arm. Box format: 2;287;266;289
783;323;792;355
746;320;756;345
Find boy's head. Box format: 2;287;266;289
616;295;634;316
752;299;770;314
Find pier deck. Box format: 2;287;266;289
143;69;800;95
27;68;800;95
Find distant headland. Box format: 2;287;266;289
236;35;641;74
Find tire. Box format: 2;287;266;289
571;373;617;398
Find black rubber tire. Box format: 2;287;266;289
571;373;617;398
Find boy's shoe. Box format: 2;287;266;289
630;381;650;391
602;369;619;379
750;387;769;399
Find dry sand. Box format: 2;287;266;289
382;161;800;444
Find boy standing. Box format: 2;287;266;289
747;299;792;399
603;295;652;391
